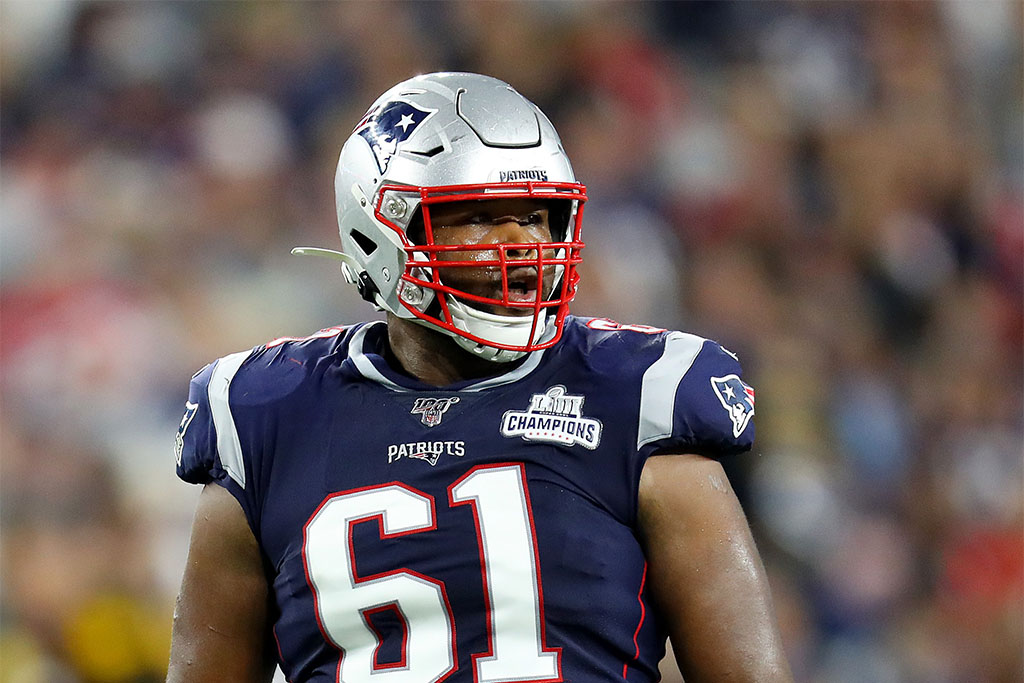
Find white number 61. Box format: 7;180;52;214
303;464;561;682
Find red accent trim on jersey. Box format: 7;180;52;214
586;318;666;335
267;325;347;348
271;625;291;681
448;463;563;683
623;561;648;679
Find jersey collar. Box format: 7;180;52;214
347;321;550;392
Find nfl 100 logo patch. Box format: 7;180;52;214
500;386;602;449
411;396;460;427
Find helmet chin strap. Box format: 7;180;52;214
444;298;550;363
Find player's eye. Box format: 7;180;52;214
524;212;544;225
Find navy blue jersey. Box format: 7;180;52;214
175;316;755;682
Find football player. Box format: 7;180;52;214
168;72;791;682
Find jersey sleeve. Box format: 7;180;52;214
174;348;261;531
635;332;755;459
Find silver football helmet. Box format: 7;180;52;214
296;72;586;362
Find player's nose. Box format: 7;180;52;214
485;217;544;257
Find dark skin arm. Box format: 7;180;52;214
167;483;277;682
637;453;792;682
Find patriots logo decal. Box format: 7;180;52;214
711;375;755;438
355;100;435;175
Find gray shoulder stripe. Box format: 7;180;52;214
637;332;706;450
348;322;410;392
207;349;252;488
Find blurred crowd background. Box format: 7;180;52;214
1;2;1021;682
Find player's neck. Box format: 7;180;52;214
385;315;523;387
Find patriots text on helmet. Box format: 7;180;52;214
498;169;549;183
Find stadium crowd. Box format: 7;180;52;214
1;2;1020;681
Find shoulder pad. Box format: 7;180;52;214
637;333;754;457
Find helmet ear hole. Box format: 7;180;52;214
547;200;573;241
406;209;426;245
350;230;378;256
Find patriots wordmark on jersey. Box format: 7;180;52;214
176;316;754;682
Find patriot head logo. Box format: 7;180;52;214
711;375;755;438
355;100;435;175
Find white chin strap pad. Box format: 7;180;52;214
446;298;549;363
